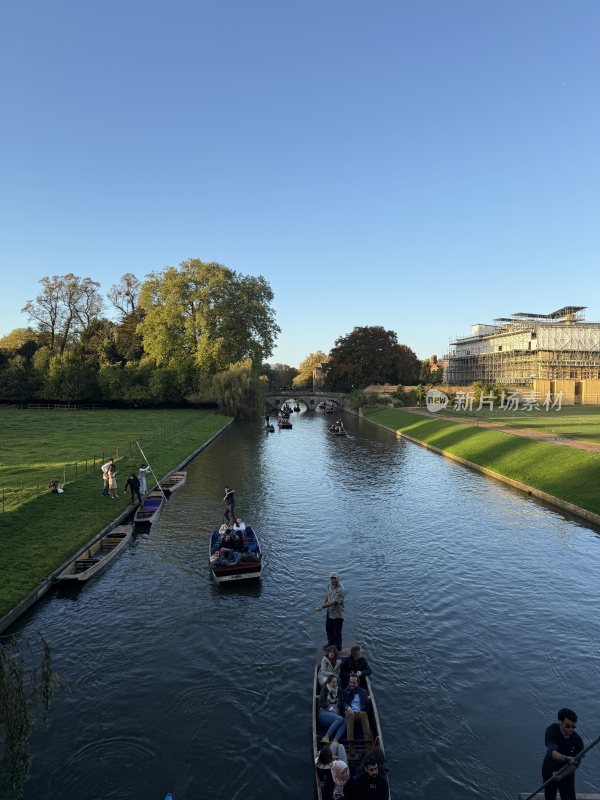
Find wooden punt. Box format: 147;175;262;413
519;795;600;800
57;525;132;582
209;526;262;583
278;419;293;429
161;471;187;495
134;490;165;525
313;650;389;799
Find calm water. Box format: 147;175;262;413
12;412;600;800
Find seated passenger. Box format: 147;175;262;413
342;674;374;753
348;753;389;799
318;675;346;744
233;517;247;532
340;645;372;688
319;644;342;687
315;744;349;800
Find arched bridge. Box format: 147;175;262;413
265;390;349;413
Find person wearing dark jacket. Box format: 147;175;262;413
340;645;372;688
347;754;389;799
124;473;142;504
342;674;373;753
542;708;584;800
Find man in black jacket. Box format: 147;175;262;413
347;754;389;799
340;645;372;688
542;707;584;800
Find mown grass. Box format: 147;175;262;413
443;404;600;444
363;407;600;517
0;408;231;618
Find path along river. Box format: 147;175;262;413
13;411;600;800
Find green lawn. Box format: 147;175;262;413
0;408;231;618
442;404;600;444
363;407;600;518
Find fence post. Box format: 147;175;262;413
85;459;88;473
63;466;66;484
37;481;40;496
116;447;119;459
75;462;78;479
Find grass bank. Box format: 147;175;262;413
0;408;231;617
362;407;600;518
444;404;600;444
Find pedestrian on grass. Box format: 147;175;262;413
101;457;114;496
108;463;119;499
124;473;142;505
138;463;151;494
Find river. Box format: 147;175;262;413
13;410;600;800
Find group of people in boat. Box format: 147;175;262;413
316;645;389;799
314;572;389;799
329;420;346;435
210;518;259;566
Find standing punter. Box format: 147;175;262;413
316;571;345;651
542;707;584;800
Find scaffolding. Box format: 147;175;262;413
445;307;600;386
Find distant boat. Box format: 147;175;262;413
278;418;293;429
57;525;132;582
265;424;275;432
209;526;263;583
134;490;165;525
161;471;187;495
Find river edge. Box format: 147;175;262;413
0;418;234;634
361;407;600;531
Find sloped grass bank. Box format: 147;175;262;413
363;408;600;518
0;409;231;617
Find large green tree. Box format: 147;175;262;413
293;350;329;388
211;359;267;419
325;326;419;391
137;259;279;374
22;274;103;354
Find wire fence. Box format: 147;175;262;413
0;416;198;513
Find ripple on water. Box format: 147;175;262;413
16;414;600;800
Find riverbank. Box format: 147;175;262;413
362;407;600;525
0;409;232;621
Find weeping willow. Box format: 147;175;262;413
211;360;267;419
0;635;60;800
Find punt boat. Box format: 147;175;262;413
312;648;388;799
161;471;187;495
209;526;262;583
57;525;132;582
134;490;165;525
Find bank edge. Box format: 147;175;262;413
0;419;235;635
362;407;600;530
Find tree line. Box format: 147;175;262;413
0;259;434;416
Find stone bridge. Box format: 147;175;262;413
265;390;349;413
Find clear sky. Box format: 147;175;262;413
1;1;598;367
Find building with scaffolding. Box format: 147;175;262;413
445;307;600;403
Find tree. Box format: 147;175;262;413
45;351;99;401
107;273;141;316
137;259;280;373
262;362;298;391
325;326;420;391
293;351;329;388
210;359;267;419
22;274;103;354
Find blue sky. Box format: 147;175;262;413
1;1;598;367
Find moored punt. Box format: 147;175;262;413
57;525;133;582
209;526;262;583
161;471;187;495
134;490;165;525
519;796;600;800
313;651;388;799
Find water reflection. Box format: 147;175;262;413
11;410;600;800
